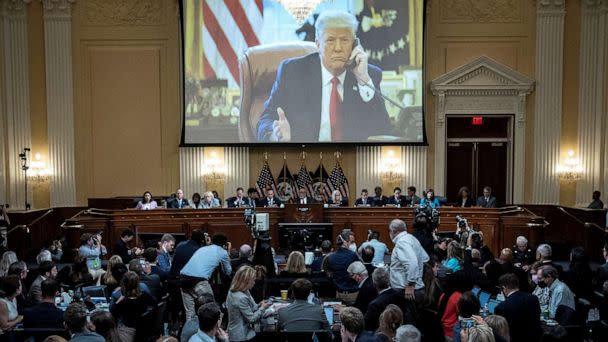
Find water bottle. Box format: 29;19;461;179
542;307;550;320
482;303;489;318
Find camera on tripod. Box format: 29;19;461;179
244;208;270;240
414;206;440;230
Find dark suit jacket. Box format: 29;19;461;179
476;196;497;208
364;289;409;331
354;277;377;314
167;198;187;208
169;240;202;278
278;299;329;331
260;196;282;207
23;302;64;329
494;291;542;342
257;53;391;142
372;196;389;207
141;273;162;300
295;196;315;205
113;239;133;264
28;275;44;305
387;196;404;206
403;195;420;207
226;196;253;208
355;330;381;342
355;197;373;206
327;198;348;207
456;197;474;208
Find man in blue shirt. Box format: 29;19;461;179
326;231;360;305
188;302;229;342
358;231;389;266
180;233;232;319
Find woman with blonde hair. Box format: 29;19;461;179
280;251;309;277
376;304;403;342
460;323;495;342
484;315;510;342
226;266;271;342
101;255;123;292
328;190;348;207
0;251;18;278
444;241;463;272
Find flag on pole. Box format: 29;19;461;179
329;161;350;200
311;163;331;203
277;162;296;203
255;160;276;197
295;163;314;198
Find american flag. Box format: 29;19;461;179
202;0;263;88
255;161;276;197
329;162;350;199
296;164;314;198
311;164;332;202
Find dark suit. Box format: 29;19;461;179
403;195;420;207
295;196;315;205
226;196;253;208
278;299;329;331
141;273;163;300
387;196;404;206
23;302;64;329
476;196;497;208
257;53;391;142
456;197;474;208
354;277;377;314
113;239;133;264
372;196;389;207
355;330;381;342
260;196;282;207
327;198;348;207
364;288;411;331
355;197;372;207
169;240;202;278
494;291;542;342
167;198;187;208
28;275;44;305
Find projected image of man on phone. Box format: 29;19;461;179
256;10;393;143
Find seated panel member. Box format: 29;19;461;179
476;186;497;208
135;191;158;210
260;189;282;207
201;191;221;209
372;186;388;207
256;11;392;143
278;279;329;331
387;187;404;206
247;187;260;207
227;187;252;208
354;189;372;207
419;188;441;208
167;188;188;208
189;193;204;209
296;187;315;205
404;186;420;207
456;186;474;208
328;190;349;207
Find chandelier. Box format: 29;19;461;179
380;150;402;183
28;153;51;184
276;0;329;25
201;151;226;185
556;150;583;183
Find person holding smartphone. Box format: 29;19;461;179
78;232;107;285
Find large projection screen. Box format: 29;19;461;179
181;0;425;145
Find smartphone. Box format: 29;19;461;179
139;258;146;266
460;318;475;329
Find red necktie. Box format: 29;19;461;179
330;77;342;140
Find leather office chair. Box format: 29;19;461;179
238;42;318;142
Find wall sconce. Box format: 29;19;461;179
202;151;226;185
380;150;402;183
556;150;582;182
27;153;51;185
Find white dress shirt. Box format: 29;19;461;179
318;62;375;142
390;231;429;290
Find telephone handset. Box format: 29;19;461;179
347;37;361;68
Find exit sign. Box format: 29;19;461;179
472;116;483;125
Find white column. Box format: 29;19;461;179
179;147;205;199
531;0;565;204
401;146;427;195
2;0;32;209
42;0;76;206
356;146;381;194
224;146;249;198
576;0;608;207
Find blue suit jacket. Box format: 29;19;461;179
257;53;391;142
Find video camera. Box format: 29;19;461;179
244;208;270;240
413;205;440;230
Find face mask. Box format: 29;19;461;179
531;274;539;284
537;280;548;288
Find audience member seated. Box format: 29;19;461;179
443;241;462;273
110;271;157;342
64;256;95;288
483;315;510;342
135;191;158;210
259;189;281;207
101;255;124;293
296;187;315;205
158;233;176;274
511;236;535;270
360;246;376;275
7;261;29;310
358;231;389;266
109;263;152;308
225;266;271;342
167;188;188;208
280;251;310;278
180;293;215;342
128;259;162;301
64;302;105;342
375;304;403;342
494;273;541;342
328;190;348;207
595;242;608;291
468;232;494;266
455;186;474;208
533;265;575;320
326;232;360;305
0;275;23;336
113;229;141;264
355;189;373;207
200;191;221;209
476;186;497;208
459;322;494;342
90;311;121;342
371;186;389;207
278;278;329;331
564;246;594;301
78;232;106;285
143;247;168;281
535;243;564;277
37;249;53;265
0;251;18;278
226;187;252;208
451;291;481;342
395;324;421;342
340;307;377;342
41;239;63;263
588;190;604;209
347;261;377;314
419;189;441;208
365;268;409;331
404;186;420;208
438;271;469;340
23;278;64;329
189;302;229;342
311;240;332;273
231;244;253;272
28;260;58;305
